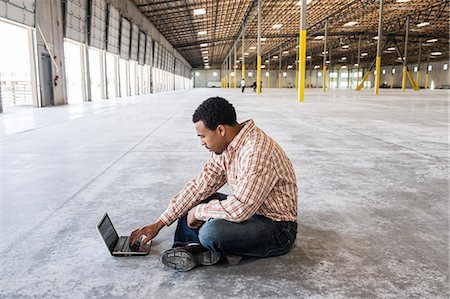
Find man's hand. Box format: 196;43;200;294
129;219;165;246
187;207;204;229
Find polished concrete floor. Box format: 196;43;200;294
1;88;449;298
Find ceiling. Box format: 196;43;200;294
132;0;449;70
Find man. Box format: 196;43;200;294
241;78;246;93
130;97;298;271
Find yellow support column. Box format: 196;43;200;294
234;69;237;89
298;28;307;102
425;74;429;89
401;65;407;92
406;70;418;90
242;65;245;82
374;56;381;95
322;65;327;92
356;71;370;91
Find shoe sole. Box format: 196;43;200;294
160;248;221;271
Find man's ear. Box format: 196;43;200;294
217;125;226;136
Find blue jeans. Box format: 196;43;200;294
173;193;297;258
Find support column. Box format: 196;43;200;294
229;55;232;88
425;55;430;89
401;16;409;92
374;0;384;95
234;46;237;89
416;38;422;89
356;34;361;89
242;29;245;82
267;51;270;88
257;0;262;94
309;54;313;88
279;47;282;88
295;37;299;90
322;19;328;92
298;0;307;102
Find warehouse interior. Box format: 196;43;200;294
0;0;449;298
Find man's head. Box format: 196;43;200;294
192;97;238;154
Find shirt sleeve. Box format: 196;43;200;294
159;155;227;226
195;149;278;223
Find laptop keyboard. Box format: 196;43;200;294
116;236;131;252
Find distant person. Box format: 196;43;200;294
130;97;298;271
241;78;246;93
251;81;257;92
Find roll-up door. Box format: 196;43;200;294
64;0;87;43
138;32;145;65
90;0;106;49
0;0;35;27
145;35;152;66
119;18;130;59
130;24;139;61
106;5;120;54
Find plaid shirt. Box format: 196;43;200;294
159;120;298;226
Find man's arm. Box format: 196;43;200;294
129;156;226;245
158;156;227;226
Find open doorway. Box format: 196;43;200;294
0;20;36;111
64;40;85;104
88;48;104;100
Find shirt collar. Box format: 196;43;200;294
227;119;255;151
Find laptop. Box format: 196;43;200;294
96;213;151;256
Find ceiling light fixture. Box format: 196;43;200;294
431;52;442;56
416;21;430;27
287;65;293;69
343;21;357;27
426;39;438;43
200;43;208;47
387;47;395;51
306;55;312;59
314;35;324;40
273;55;279;59
202;50;208;54
272;24;283;29
297;0;313;5
193;8;206;15
361;52;368;57
249;46;256;50
341;45;349;49
282;51;289;54
198;31;207;35
396;0;410;3
261;38;267;41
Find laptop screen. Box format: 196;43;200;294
97;214;119;252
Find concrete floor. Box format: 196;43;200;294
1;88;449;298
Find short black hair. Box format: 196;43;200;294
192;97;237;130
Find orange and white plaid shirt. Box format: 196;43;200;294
159;120;298;226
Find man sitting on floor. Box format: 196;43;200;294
130;97;298;271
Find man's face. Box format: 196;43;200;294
194;121;227;155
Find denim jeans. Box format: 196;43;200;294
173;193;297;258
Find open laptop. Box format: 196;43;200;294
96;213;151;256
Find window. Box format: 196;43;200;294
248;72;253;77
443;64;448;71
427;65;432;71
382;69;386;75
212;72;217;77
282;72;287;77
392;68;396;74
318;72;322;77
195;71;200;76
413;66;418;72
265;72;270;77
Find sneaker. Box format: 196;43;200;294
160;245;221;271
